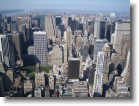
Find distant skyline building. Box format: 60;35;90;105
33;31;47;66
94;20;106;39
45;16;55;40
55;16;62;26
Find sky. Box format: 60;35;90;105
0;0;130;12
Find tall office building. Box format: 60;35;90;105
103;43;111;84
105;23;112;42
68;17;72;26
45;16;55;40
0;34;10;67
11;22;18;32
81;45;89;62
66;27;72;54
55;16;62;26
93;52;104;96
70;20;77;35
121;51;130;88
87;21;94;35
32;18;40;28
6;34;16;68
64;43;68;64
34;31;47;66
12;32;23;60
93;39;108;62
75;35;83;51
94;20;106;39
113;22;130;55
48;45;63;66
88;64;96;97
68;58;80;80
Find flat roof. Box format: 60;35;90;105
33;31;46;34
69;58;80;61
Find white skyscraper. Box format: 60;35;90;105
93;52;104;96
34;31;47;66
66;27;72;57
93;39;108;62
113;22;130;55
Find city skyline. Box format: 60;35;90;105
0;0;130;12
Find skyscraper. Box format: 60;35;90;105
45;16;55;40
12;32;23;60
34;31;47;66
55;16;62;26
68;58;80;80
68;17;72;26
94;20;106;39
0;34;10;68
66;27;72;56
103;43;111;84
113;22;130;55
93;39;108;62
93;52;104;96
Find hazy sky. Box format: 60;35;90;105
0;0;130;12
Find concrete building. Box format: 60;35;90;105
103;43;111;84
93;39;108;62
34;31;47;66
87;21;94;35
68;58;80;80
113;76;130;97
23;79;33;95
55;16;62;26
88;64;96;97
121;51;131;88
49;75;55;90
48;45;63;66
34;87;42;97
0;34;11;68
93;52;104;96
27;46;34;55
14;75;21;88
35;71;45;88
66;27;72;53
94;20;106;39
12;32;23;60
113;22;130;56
73;81;88;97
45;16;55;40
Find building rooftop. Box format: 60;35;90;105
69;58;80;61
33;31;46;34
